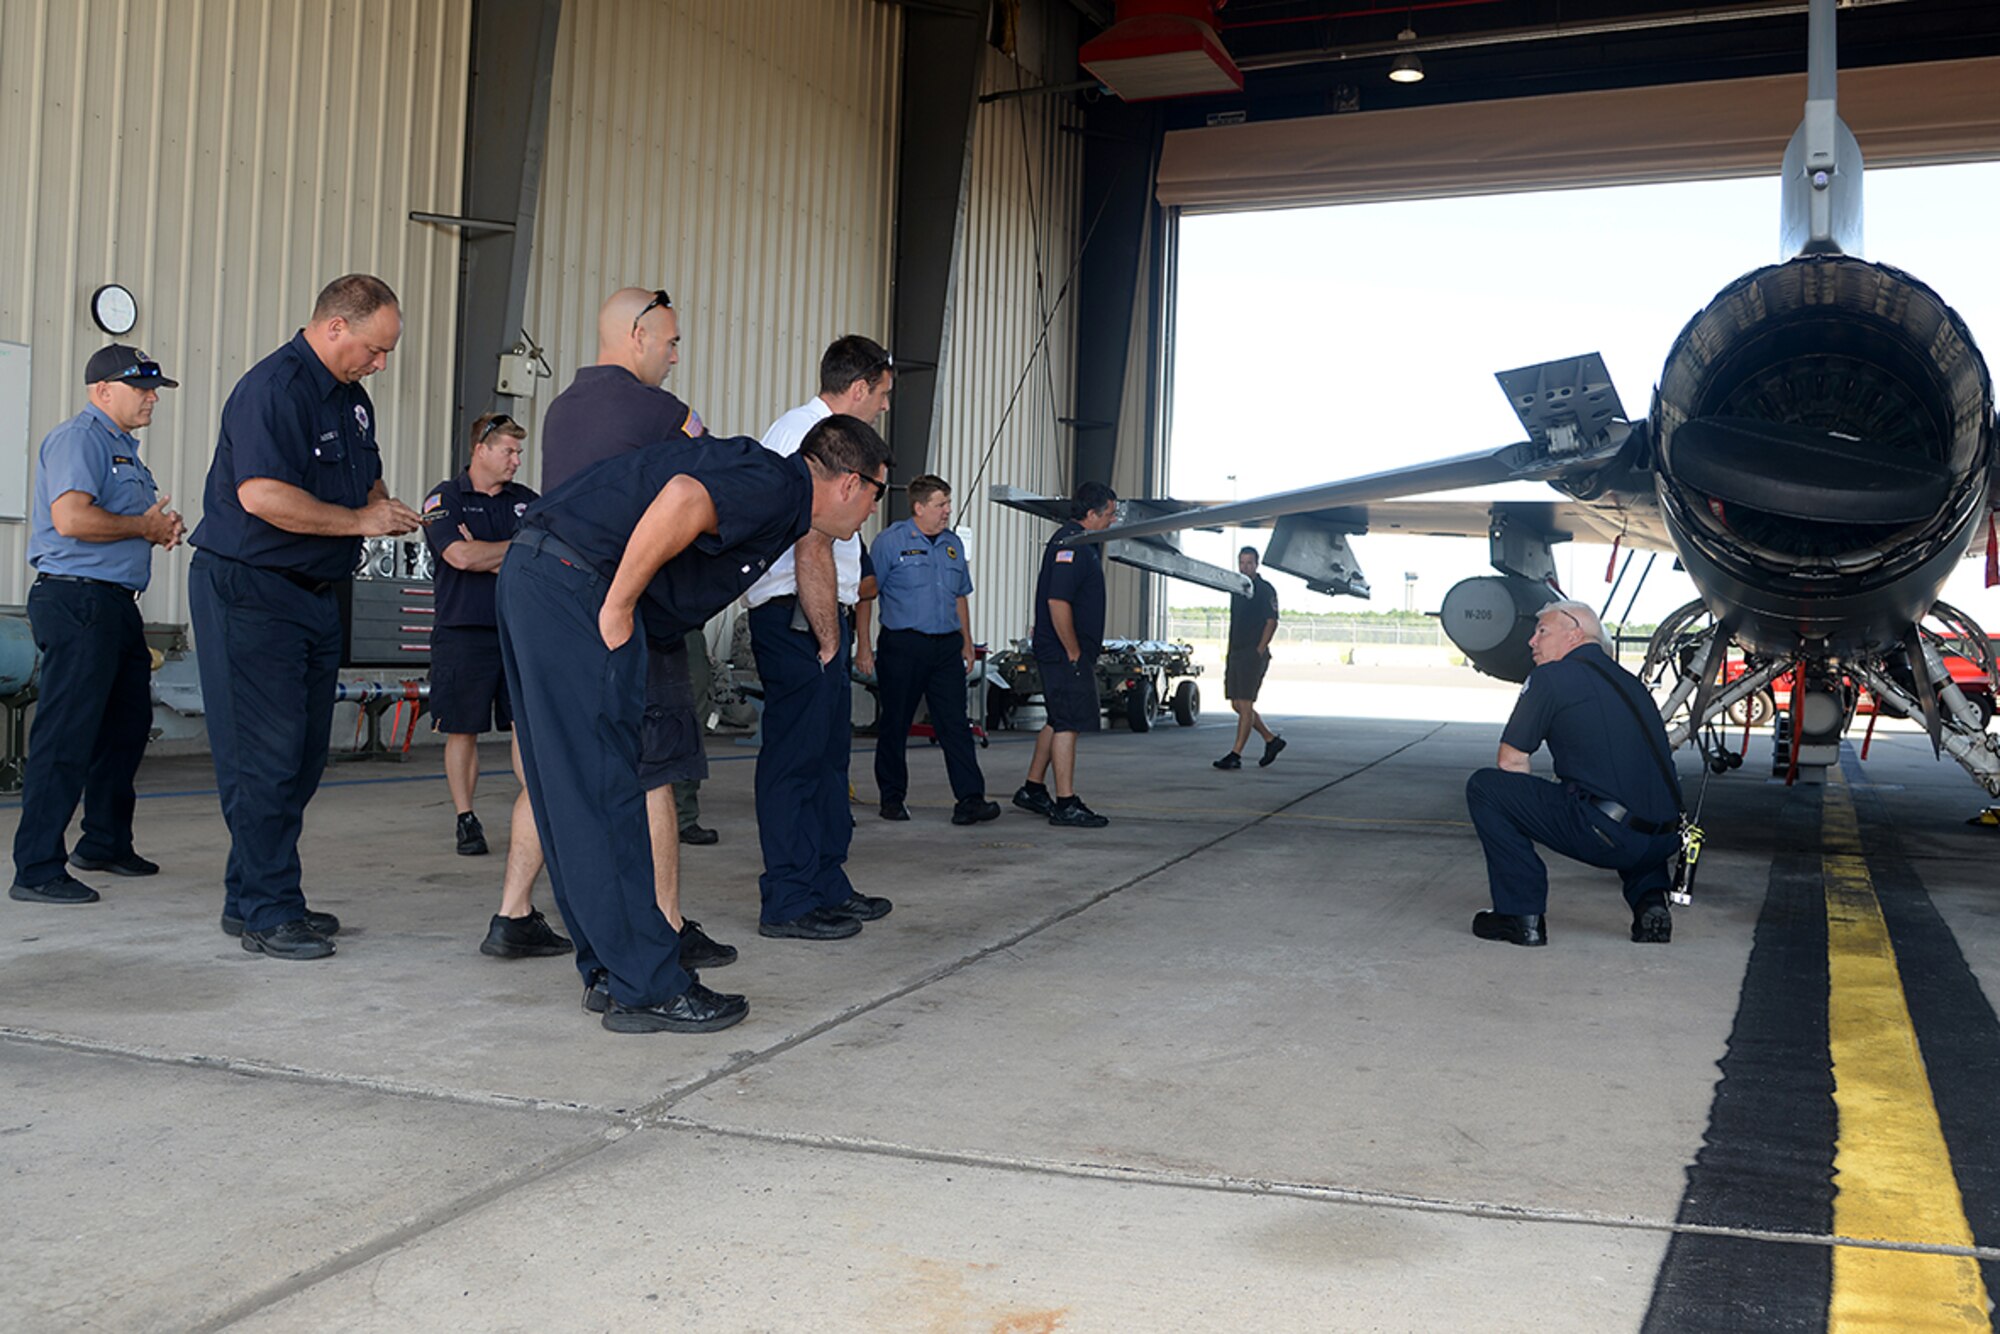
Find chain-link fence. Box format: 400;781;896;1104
1166;613;1448;647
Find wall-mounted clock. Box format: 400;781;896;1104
90;284;138;336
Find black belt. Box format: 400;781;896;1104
758;593;858;614
881;626;960;639
273;569;336;595
1587;795;1677;837
512;527;591;570
36;573;138;597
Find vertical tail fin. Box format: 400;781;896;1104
1779;0;1864;257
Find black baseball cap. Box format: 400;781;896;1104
85;344;179;389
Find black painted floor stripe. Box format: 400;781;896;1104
1643;782;1835;1333
1845;761;2000;1301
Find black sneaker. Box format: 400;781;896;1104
1012;783;1054;816
830;892;892;922
1631;895;1673;944
583;969;611;1014
1048;797;1109;829
9;873;100;905
678;823;719;846
1212;752;1242;770
1258;736;1288;767
602;981;748;1034
879;800;911;821
241;919;336;960
222;909;340;938
951;796;1002;825
69;851;160;877
480;909;573;958
759;907;863;940
456;812;488;856
680;918;738;969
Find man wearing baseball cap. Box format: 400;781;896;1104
10;346;185;905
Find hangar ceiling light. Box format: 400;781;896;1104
1080;0;1245;102
1387;27;1425;82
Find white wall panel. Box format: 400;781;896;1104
0;0;471;625
927;45;1083;651
522;0;900;452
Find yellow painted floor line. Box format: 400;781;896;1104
1822;777;1993;1331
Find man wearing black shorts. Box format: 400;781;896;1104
1213;545;1285;770
1013;482;1118;828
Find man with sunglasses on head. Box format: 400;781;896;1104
1464;600;1682;949
747;335;896;941
11;348;185;906
190;274;424;960
498;414;891;1033
530;286;734;972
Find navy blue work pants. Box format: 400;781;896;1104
188;552;341;934
12;578;152;886
1464;768;1676;917
873;627;984;805
496;540;687;1008
750;599;853;925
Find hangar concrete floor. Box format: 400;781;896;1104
3;680;1999;1332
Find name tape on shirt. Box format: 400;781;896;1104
1054;549;1075;563
112;455;136;466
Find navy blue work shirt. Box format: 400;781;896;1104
28;405;162;591
191;331;383;582
539;364;703;493
1031;521;1106;660
523;435;811;643
870;517;973;635
422;473;538;628
1501;642;1682;824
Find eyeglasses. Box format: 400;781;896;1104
866;353;894;379
475;414;515;445
852;470;888;502
632;289;672;335
112;361;163;383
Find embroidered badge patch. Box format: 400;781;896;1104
682;409;705;437
354;404;370;433
946;546;959;559
1054;550;1075;563
422;493;444;513
514;502;528;517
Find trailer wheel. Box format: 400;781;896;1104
1126;680;1157;733
1172;679;1200;727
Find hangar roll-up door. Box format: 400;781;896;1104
1156;56;2000;211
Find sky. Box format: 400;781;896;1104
1165;160;2000;628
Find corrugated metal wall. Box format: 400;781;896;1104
928;45;1084;650
0;0;471;625
521;0;901;455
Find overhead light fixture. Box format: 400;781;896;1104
1080;0;1244;102
1388;27;1425;83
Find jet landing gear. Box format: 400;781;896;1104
1639;601;1800;779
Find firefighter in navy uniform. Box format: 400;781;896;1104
1464;600;1682;947
496;415;889;1034
11;346;185;906
1013;482;1119;828
189;274;423;961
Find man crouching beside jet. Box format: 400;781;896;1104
1464;600;1681;947
498;416;890;1033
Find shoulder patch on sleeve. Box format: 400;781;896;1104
422;493;444;513
1054;549;1075;563
682;408;704;437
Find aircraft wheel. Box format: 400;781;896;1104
1726;690;1776;729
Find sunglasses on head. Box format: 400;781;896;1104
113;361;163;383
476;414;515;445
632;289;672;335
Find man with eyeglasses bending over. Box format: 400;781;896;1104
11;346;185;906
747;335;897;941
1464;600;1682;949
527;286;735;972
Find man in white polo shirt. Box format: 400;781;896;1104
747;336;896;941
